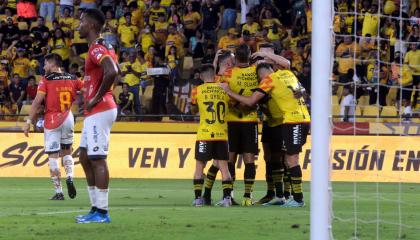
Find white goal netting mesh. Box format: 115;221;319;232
330;0;419;239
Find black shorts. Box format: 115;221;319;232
281;123;310;155
261;123;285;152
195;141;229;161
228;122;258;154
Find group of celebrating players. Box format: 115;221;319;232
21;6;311;224
191;43;310;208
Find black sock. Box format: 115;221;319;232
284;169;292;199
193;179;204;199
222;180;233;198
272;168;284;198
96;208;108;214
203;165;219;198
289;165;303;202
90;206;98;214
243;163;256;198
265;162;275;196
228;162;236;185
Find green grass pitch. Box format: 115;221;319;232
0;178;418;240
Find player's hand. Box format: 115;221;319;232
251;52;268;60
219;82;230;92
23;122;30;137
86;98;100;112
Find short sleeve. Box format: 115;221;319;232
191;87;198;105
76;79;84;91
37;77;47;94
89;44;111;66
257;76;274;94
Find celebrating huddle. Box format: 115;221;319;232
190;43;310;207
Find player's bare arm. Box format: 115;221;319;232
86;57;119;111
251;52;291;69
219;82;265;107
23;92;45;137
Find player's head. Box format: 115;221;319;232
216;50;235;74
256;62;274;81
235;44;251;64
44;53;63;74
199;64;215;82
79;8;106;38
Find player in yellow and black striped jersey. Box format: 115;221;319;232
220;62;310;208
219;44;259;206
190;64;233;207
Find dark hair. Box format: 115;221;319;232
200;64;215;75
45;53;63;68
71;63;79;69
83;8;106;31
38;16;44;21
124;12;132;18
259;43;275;50
128;1;138;8
53;28;66;48
256;62;273;74
246;13;253;18
235;44;251;63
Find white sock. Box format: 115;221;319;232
95;188;109;211
62;155;74;179
49;158;62;193
88;186;96;208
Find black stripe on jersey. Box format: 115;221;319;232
45;72;77;81
254;88;269;95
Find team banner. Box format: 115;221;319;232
1;133;419;182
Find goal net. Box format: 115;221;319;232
326;0;420;239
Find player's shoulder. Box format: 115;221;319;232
45;72;78;81
91;38;115;52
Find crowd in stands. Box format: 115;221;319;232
0;0;418;122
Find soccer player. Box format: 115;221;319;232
23;53;82;200
220;63;310;207
190;64;233;207
76;8;119;223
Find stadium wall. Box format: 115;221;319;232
2;133;419;182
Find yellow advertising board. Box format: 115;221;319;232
1;133;419;182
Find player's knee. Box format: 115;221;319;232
286;154;300;167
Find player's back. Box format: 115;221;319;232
222;65;259;122
267;70;310;123
84;38;118;117
193;82;229;141
38;72;83;129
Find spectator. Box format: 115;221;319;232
136;50;150;94
404;41;420;107
201;44;216;65
59;7;73;34
0;84;8;106
101;0;116;16
15;30;32;51
121;51;142;115
218;27;240;52
12;47;31;83
8;73;25;111
103;9;119;49
39;0;55;22
189;29;204;59
220;0;237;30
145;45;156;66
154;13;169;46
31;34;47;75
118;12;139;54
298;62;311;96
335;36;360;83
49;28;70;70
129;1;144;29
147;0;166;27
201;0;221;44
239;30;257;53
0;17;20;45
118;83;134;116
24;75;36;104
30;16;50;39
0;60;9;87
242;13;260;36
59;0;73;16
165;23;186;57
340;86;356;122
151;55;170;118
71;8;88;63
362;4;379;37
138;24;155;55
0;99;17;120
183;2;201;40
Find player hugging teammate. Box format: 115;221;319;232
192;44;310;208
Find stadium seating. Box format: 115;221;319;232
18;105;31;122
380;106;399;122
358;105;381;123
